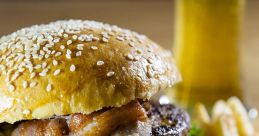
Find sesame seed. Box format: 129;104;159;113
42;68;49;74
67;49;72;54
60;45;65;50
121;67;126;72
32;54;38;59
51;50;56;55
44;54;50;59
29;81;37;88
97;61;104;66
134;56;141;61
23;80;28;88
11;72;20;81
146;65;154;78
76;51;82;57
147;48;152;52
126;54;134;60
53;60;58;66
77;44;84;47
34;64;41;69
130;38;136;42
116;36;124;41
77;46;84;51
18;67;25;72
67;40;72;45
90;46;98;50
77;44;84;50
85;37;93;42
63;34;68;38
39;68;48;76
78;37;83;41
53;38;60;43
7;61;14;67
8;83;15;92
42;62;48;69
102;37;108;43
66;54;71;59
128;42;135;47
23;109;30;115
0;65;6;71
40;50;45;56
1;55;6;60
55;52;62;57
72;35;78;40
39;55;43;60
93;37;100;41
46;83;52;92
30;72;36;78
125;36;130;41
5;76;10;82
45;44;53;48
136;49;142;54
102;32;109;37
28;67;34;73
70;64;76;72
53;69;61;76
147;58;153;64
39;72;46;77
43;47;48;51
106;71;115;77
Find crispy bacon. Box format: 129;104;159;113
69;101;147;135
11;118;69;136
11;101;147;136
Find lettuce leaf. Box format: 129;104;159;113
188;124;203;136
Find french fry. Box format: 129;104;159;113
212;101;239;136
213;114;239;136
193;97;256;136
193;103;211;125
227;97;255;136
212;100;228;121
193;103;213;135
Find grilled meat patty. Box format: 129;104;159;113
143;102;191;136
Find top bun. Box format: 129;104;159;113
0;20;180;124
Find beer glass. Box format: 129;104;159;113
169;0;245;110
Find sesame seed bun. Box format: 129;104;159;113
0;20;180;124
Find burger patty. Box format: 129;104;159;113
0;101;190;136
143;102;191;136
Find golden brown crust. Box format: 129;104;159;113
0;20;180;124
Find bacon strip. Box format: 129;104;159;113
11;101;147;136
11;118;69;136
69;101;147;136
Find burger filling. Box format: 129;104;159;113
0;101;190;136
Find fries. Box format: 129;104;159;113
192;103;211;135
227;97;255;136
193;97;256;136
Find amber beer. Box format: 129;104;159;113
169;0;245;109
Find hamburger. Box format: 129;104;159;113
0;20;190;135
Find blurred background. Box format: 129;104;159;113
0;0;258;110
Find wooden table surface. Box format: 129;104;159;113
0;0;258;123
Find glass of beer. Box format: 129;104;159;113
168;0;245;110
